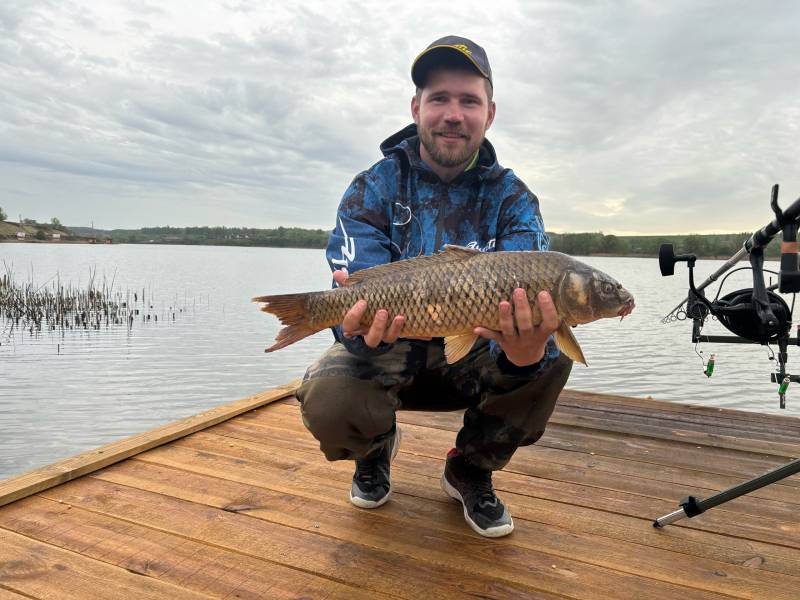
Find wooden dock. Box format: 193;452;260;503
1;382;799;599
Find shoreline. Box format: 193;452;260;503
0;240;744;260
0;239;99;244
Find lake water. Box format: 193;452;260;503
1;243;798;479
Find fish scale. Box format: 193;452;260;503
349;250;558;334
254;246;634;365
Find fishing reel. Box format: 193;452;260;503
660;184;800;408
660;244;793;342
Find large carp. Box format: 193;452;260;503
254;246;634;365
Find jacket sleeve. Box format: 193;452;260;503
494;184;550;252
326;170;396;357
491;181;561;376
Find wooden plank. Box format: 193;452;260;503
553;402;800;443
0;528;211;600
235;398;800;470
369;401;800;459
255;403;800;495
542;424;800;487
0;496;384;600
279;396;800;459
133;426;800;573
90;460;704;600
170;428;800;549
550;412;800;458
0;380;300;508
109;440;800;600
557;391;800;428
212;413;800;512
231;420;800;520
557;390;800;430
366;404;800;485
4;385;798;599
544;425;798;484
280;389;800;433
39;477;553;600
190;415;800;568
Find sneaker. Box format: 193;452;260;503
441;450;514;537
349;426;402;509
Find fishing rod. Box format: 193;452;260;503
662;184;800;323
660;184;800;408
653;183;800;528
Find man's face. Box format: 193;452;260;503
411;68;496;170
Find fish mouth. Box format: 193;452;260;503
617;298;635;318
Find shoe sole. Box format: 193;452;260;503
349;427;403;509
441;472;514;538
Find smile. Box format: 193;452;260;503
436;132;467;139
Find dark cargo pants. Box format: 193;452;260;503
296;338;573;471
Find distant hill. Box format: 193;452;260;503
0;221;93;242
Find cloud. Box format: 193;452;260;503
1;0;799;234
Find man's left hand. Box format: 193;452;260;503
474;289;559;367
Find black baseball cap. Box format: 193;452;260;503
411;35;492;88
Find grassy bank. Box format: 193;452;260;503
0;221;98;243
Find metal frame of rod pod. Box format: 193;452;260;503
654;184;800;527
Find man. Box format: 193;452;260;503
296;36;572;538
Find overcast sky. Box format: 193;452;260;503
1;1;798;235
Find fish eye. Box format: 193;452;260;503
602;282;614;295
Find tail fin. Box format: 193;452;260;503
252;293;320;352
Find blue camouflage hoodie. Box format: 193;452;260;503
326;123;559;374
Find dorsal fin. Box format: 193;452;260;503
344;245;482;286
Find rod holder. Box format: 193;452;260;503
659;244;696;277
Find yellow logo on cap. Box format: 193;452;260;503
452;44;472;55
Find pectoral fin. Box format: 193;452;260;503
444;333;479;364
555;322;587;365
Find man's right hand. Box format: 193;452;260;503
333;268;430;348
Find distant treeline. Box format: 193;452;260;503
546;232;771;258
69;226;329;248
65;226;772;258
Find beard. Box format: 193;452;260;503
418;123;484;168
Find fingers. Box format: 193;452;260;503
513;288;533;332
363;309;389;347
537;290;559;334
342;296;407;347
474;326;501;342
383;315;406;344
485;289;556;341
341;299;367;337
332;268;349;287
363;311;407;347
498;300;516;338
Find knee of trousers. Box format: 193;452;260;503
296;375;398;459
481;353;573;437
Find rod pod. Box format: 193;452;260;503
653;457;800;527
